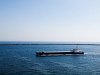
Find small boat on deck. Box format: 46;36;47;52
36;48;84;56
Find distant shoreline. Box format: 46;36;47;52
0;44;100;46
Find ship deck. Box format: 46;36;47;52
36;51;84;56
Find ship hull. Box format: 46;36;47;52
36;51;84;56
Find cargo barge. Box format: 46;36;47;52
36;48;84;56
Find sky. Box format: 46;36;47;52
0;0;100;42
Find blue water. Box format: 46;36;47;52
0;42;100;75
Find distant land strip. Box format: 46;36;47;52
0;44;100;46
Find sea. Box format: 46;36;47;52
0;42;100;75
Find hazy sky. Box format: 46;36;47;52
0;0;100;42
